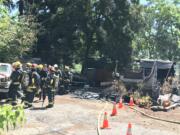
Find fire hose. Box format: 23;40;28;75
97;101;180;135
129;106;180;124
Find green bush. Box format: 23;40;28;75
0;104;26;133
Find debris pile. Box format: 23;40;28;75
72;80;126;101
151;76;180;111
135;96;152;108
151;94;180;111
73;90;100;99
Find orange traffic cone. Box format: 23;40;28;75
128;96;134;106
118;98;124;109
111;102;117;116
101;112;109;129
126;123;132;135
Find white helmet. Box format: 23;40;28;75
54;64;58;68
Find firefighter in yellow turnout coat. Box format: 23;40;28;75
46;67;56;108
24;64;40;108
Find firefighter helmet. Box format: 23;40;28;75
15;61;22;68
65;66;69;70
31;63;37;68
54;64;58;68
38;64;43;70
12;62;16;68
26;62;32;67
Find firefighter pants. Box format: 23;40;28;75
64;81;70;90
24;88;36;106
8;84;20;105
47;87;54;105
39;87;46;101
52;89;55;103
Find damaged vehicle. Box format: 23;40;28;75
0;63;13;99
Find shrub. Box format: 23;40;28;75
0;104;26;133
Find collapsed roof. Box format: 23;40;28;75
140;59;174;69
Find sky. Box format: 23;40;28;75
140;0;148;4
11;0;147;15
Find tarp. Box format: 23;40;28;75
140;59;173;69
143;61;157;90
142;60;174;99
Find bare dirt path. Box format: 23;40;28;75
7;95;105;135
5;95;180;135
100;104;180;135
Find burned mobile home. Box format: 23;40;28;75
120;59;176;99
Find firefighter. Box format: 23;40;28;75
20;63;32;103
37;64;42;74
63;66;72;92
48;65;52;73
54;65;64;95
21;63;32;90
9;61;23;106
12;62;16;71
46;67;56;108
24;64;40;108
54;64;62;77
53;64;61;92
26;62;32;71
38;64;48;102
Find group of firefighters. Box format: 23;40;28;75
8;61;72;109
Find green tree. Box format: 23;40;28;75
0;0;37;62
133;0;180;60
19;0;143;71
96;0;144;69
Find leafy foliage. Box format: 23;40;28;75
18;0;143;71
5;0;179;69
132;0;180;60
0;1;37;62
0;105;26;133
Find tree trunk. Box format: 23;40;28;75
81;41;91;74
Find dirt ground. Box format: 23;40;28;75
101;104;180;135
5;94;180;135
